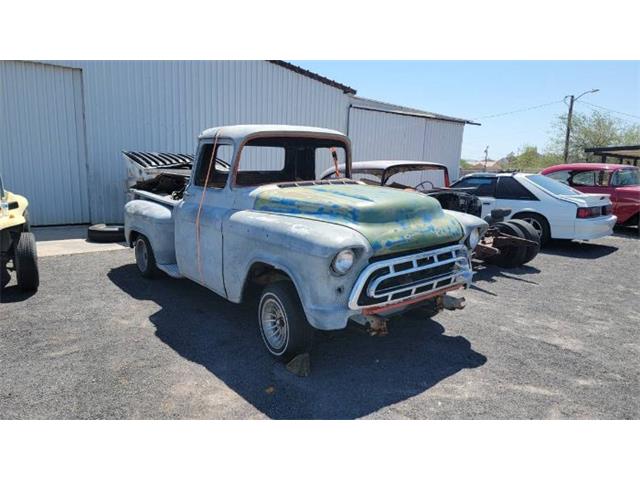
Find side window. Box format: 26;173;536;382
597;170;611;186
496;177;538;200
454;177;497;197
194;143;232;188
546;170;571;184
571;171;596;186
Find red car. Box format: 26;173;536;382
541;163;640;227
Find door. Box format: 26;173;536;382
174;141;233;296
494;176;541;217
452;176;497;218
0;61;90;225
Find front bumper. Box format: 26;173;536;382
573;214;617;240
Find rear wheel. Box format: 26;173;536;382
507;219;541;264
15;232;39;291
258;281;314;362
486;221;528;268
134;235;159;278
512;213;550;245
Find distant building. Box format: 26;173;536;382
0;60;476;225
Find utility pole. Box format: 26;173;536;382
563;89;599;163
483;146;489;172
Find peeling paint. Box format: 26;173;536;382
254;184;463;255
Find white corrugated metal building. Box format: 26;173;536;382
0;60;475;225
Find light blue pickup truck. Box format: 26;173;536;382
124;125;486;361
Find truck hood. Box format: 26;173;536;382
253;183;464;255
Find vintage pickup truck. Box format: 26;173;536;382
124;125;485;361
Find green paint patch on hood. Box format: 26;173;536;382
253;184;463;255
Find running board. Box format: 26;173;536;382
157;263;182;278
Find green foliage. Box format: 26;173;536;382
460;159;474;169
549;110;640;162
500;145;562;171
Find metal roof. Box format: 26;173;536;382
349;96;479;126
320;160;448;179
584;145;640;160
269;61;357;94
199;124;347;141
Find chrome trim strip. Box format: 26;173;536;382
348;244;471;310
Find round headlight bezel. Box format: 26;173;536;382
467;227;481;250
331;248;355;275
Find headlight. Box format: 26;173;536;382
331;249;355;275
467;228;481;249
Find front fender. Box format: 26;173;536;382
223;210;372;330
124;200;176;265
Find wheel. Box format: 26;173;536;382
134;235;159;278
87;224;125;243
258;281;314;361
507;219;541;264
14;232;39;291
1;266;10;289
512;213;550;245
485;221;528;268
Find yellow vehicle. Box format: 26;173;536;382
0;175;39;291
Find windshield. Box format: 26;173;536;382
526;174;582;196
612;168;640;186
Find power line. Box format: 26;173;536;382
472;100;564;120
576;100;640;120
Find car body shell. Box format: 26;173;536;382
451;172;617;241
541;163;640;225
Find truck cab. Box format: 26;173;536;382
124;125;481;361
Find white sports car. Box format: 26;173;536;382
450;172;617;243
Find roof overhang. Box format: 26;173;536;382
584;145;640;161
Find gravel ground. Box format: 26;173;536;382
1;228;638;419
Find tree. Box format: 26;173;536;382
506;145;561;171
549;110;640;162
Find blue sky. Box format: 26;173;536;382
292;61;640;162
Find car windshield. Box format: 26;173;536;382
526;174;582;196
613;168;640;186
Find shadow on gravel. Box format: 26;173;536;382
108;264;487;419
469;263;540;297
542;240;618;259
0;285;37;303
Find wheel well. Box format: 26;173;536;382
128;230;140;247
241;262;291;302
512;211;549;227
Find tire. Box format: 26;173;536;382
512;213;550;245
258;281;314;362
134;235;159;278
486;221;528;268
87;224;125;243
507;219;541;264
14;232;39;291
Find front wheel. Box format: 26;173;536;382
258;281;314;361
15;232;39;291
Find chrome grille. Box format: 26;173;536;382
349;244;471;310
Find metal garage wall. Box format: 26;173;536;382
348;106;466;182
0;61;90;225
34;61;351;223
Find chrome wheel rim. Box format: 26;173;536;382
260;296;288;352
523;217;543;236
135;238;148;272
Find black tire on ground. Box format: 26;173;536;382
507;219;541;264
87;224;125;243
485;221;528;268
1;266;10;289
14;232;39;291
134;235;159;278
258;281;314;362
512;212;551;245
